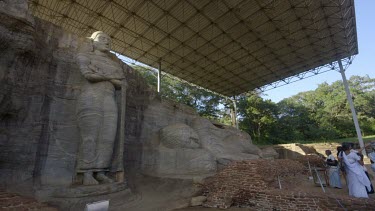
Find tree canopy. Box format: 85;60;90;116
133;65;225;119
134;64;375;145
239;75;375;144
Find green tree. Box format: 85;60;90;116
237;93;278;144
274;75;375;142
135;64;375;144
133;65;224;120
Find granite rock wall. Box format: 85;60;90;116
0;0;56;189
0;1;153;191
0;0;265;197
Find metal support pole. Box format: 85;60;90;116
157;62;161;93
314;168;326;193
233;96;239;129
338;59;365;155
307;161;313;177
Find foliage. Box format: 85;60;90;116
239;75;375;144
132;65;226;120
134;64;375;145
237;92;278;144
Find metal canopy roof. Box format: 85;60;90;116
29;0;358;97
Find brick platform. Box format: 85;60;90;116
296;154;326;168
202;159;375;210
0;189;57;211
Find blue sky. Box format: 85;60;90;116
262;0;375;102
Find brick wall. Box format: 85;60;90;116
233;189;375;210
202;159;375;210
295;154;326;168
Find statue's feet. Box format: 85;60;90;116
83;172;99;185
96;172;114;184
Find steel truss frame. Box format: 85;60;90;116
256;55;355;92
29;0;358;97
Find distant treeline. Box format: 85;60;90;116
134;65;375;145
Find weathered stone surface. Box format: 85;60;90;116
192;118;261;161
75;31;129;185
0;0;150;196
140;100;218;178
46;187;134;211
142;123;217;178
141;114;262;178
190;196;207;206
260;146;279;159
1;1;265;210
0;0;34;23
139;98;198;146
0;0;55;190
142;146;217;178
192;177;206;185
160;123;200;149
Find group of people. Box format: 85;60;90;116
324;142;375;198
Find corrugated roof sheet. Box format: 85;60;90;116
29;0;358;96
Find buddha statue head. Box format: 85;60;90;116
90;31;111;52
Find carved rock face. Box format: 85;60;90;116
91;32;111;52
159;123;200;149
222;134;261;155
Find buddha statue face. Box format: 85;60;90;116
91;31;111;52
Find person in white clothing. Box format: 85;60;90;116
358;153;374;194
325;150;342;189
368;142;375;172
339;143;371;198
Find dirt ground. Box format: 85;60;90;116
177;208;256;211
0;189;58;211
2;164;374;210
110;174;201;211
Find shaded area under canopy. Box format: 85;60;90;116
29;0;357;96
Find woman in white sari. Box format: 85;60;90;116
325;150;342;188
340;143;371;198
368;143;375;172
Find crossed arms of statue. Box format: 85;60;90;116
77;53;132;88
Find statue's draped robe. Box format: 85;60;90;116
76;51;125;172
